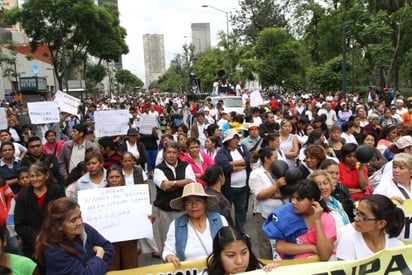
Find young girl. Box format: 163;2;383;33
263;180;336;261
206;226;278;274
105;166;139;271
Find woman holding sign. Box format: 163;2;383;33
34;197;114;274
105;166;141;271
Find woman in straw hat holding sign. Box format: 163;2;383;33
162;182;228;268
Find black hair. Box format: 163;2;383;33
380;124;397;140
292;180;330;212
340;143;357;161
98;136;117;150
258;147;276;164
319;159;338;170
206;124;219;137
72;123;88;136
0;141;14;151
261;132;279;148
177;124;188;134
305;129;324;146
341;121;354;132
201;165;224;187
65;161;87;187
27;136;42;144
206;226;263;274
360;195;405;238
44;129;57;139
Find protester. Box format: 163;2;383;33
182;137;214;188
0;130;27;160
162;182;227;268
248;147;286;260
42;130;64;157
373;153;412;204
119;128;147;169
206;226;278;274
279;119;299;168
214;128;250;233
338;143;369;201
14;162;65;259
336;195;404;260
33;197;113;274
263;180;336;261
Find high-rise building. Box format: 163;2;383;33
191;23;211;55
143;34;166;87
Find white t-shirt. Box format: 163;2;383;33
336;230;404;260
123;169;148;185
126;141;140;159
373;178;412;200
249;167;284;218
230;149;247;188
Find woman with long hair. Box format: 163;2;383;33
14;162;65;259
205;136;220;160
376;125;398;154
336;194;404;260
279;119;299;168
206;226;278;274
34;197;113;274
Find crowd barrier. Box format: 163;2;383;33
108;245;412;274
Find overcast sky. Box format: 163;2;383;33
118;0;240;86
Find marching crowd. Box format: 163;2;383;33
0;85;411;274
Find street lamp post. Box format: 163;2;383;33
184;36;202;54
202;4;231;80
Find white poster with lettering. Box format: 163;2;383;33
138;113;158;135
94;109;129;137
0;108;7;129
27;101;60;124
54;90;81;115
250;90;264;107
78;185;153;243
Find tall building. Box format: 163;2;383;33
143;34;166;87
191;23;211;55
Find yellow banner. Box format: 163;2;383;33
107;245;412;274
243;244;412;274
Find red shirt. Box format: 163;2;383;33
338;161;368;201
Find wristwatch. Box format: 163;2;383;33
173;180;177;188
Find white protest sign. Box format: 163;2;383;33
54;90;81;115
250;90;264;107
0;108;7;129
78;185;153;243
138;113;158;135
27;101;60;124
94;109;129;137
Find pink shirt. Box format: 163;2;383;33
295;212;336;259
43;140;65;157
182;152;214;188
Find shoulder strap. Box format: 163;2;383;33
249;137;262;152
393;180;410;199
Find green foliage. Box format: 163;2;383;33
115;69;143;93
254;28;303;89
306;56;343;92
85;64;106;83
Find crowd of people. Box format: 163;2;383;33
0;85;411;274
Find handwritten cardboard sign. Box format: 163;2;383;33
94;109;129;137
78;185;153;243
54;90;81;115
27;101;60;124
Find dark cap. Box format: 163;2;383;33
127;128;139;136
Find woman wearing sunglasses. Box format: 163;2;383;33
336;194;404;260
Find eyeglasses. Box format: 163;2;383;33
184;198;205;207
354;210;379;222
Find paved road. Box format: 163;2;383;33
138;181;259;267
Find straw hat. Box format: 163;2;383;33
222;128;241;143
170;182;217;211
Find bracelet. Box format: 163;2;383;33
173;180;177;188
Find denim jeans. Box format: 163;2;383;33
231;186;249;233
146;150;158;173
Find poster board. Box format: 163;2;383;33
0;108;7;129
94;109;129;137
27;101;60;124
54;90;81;115
138;113;158;135
78;185;153;243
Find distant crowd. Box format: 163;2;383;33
0;85;411;274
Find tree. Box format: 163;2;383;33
254;28;303;89
115;69;143;93
2;0;128;90
231;0;288;45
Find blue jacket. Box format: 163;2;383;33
44;223;114;275
175;211;223;261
